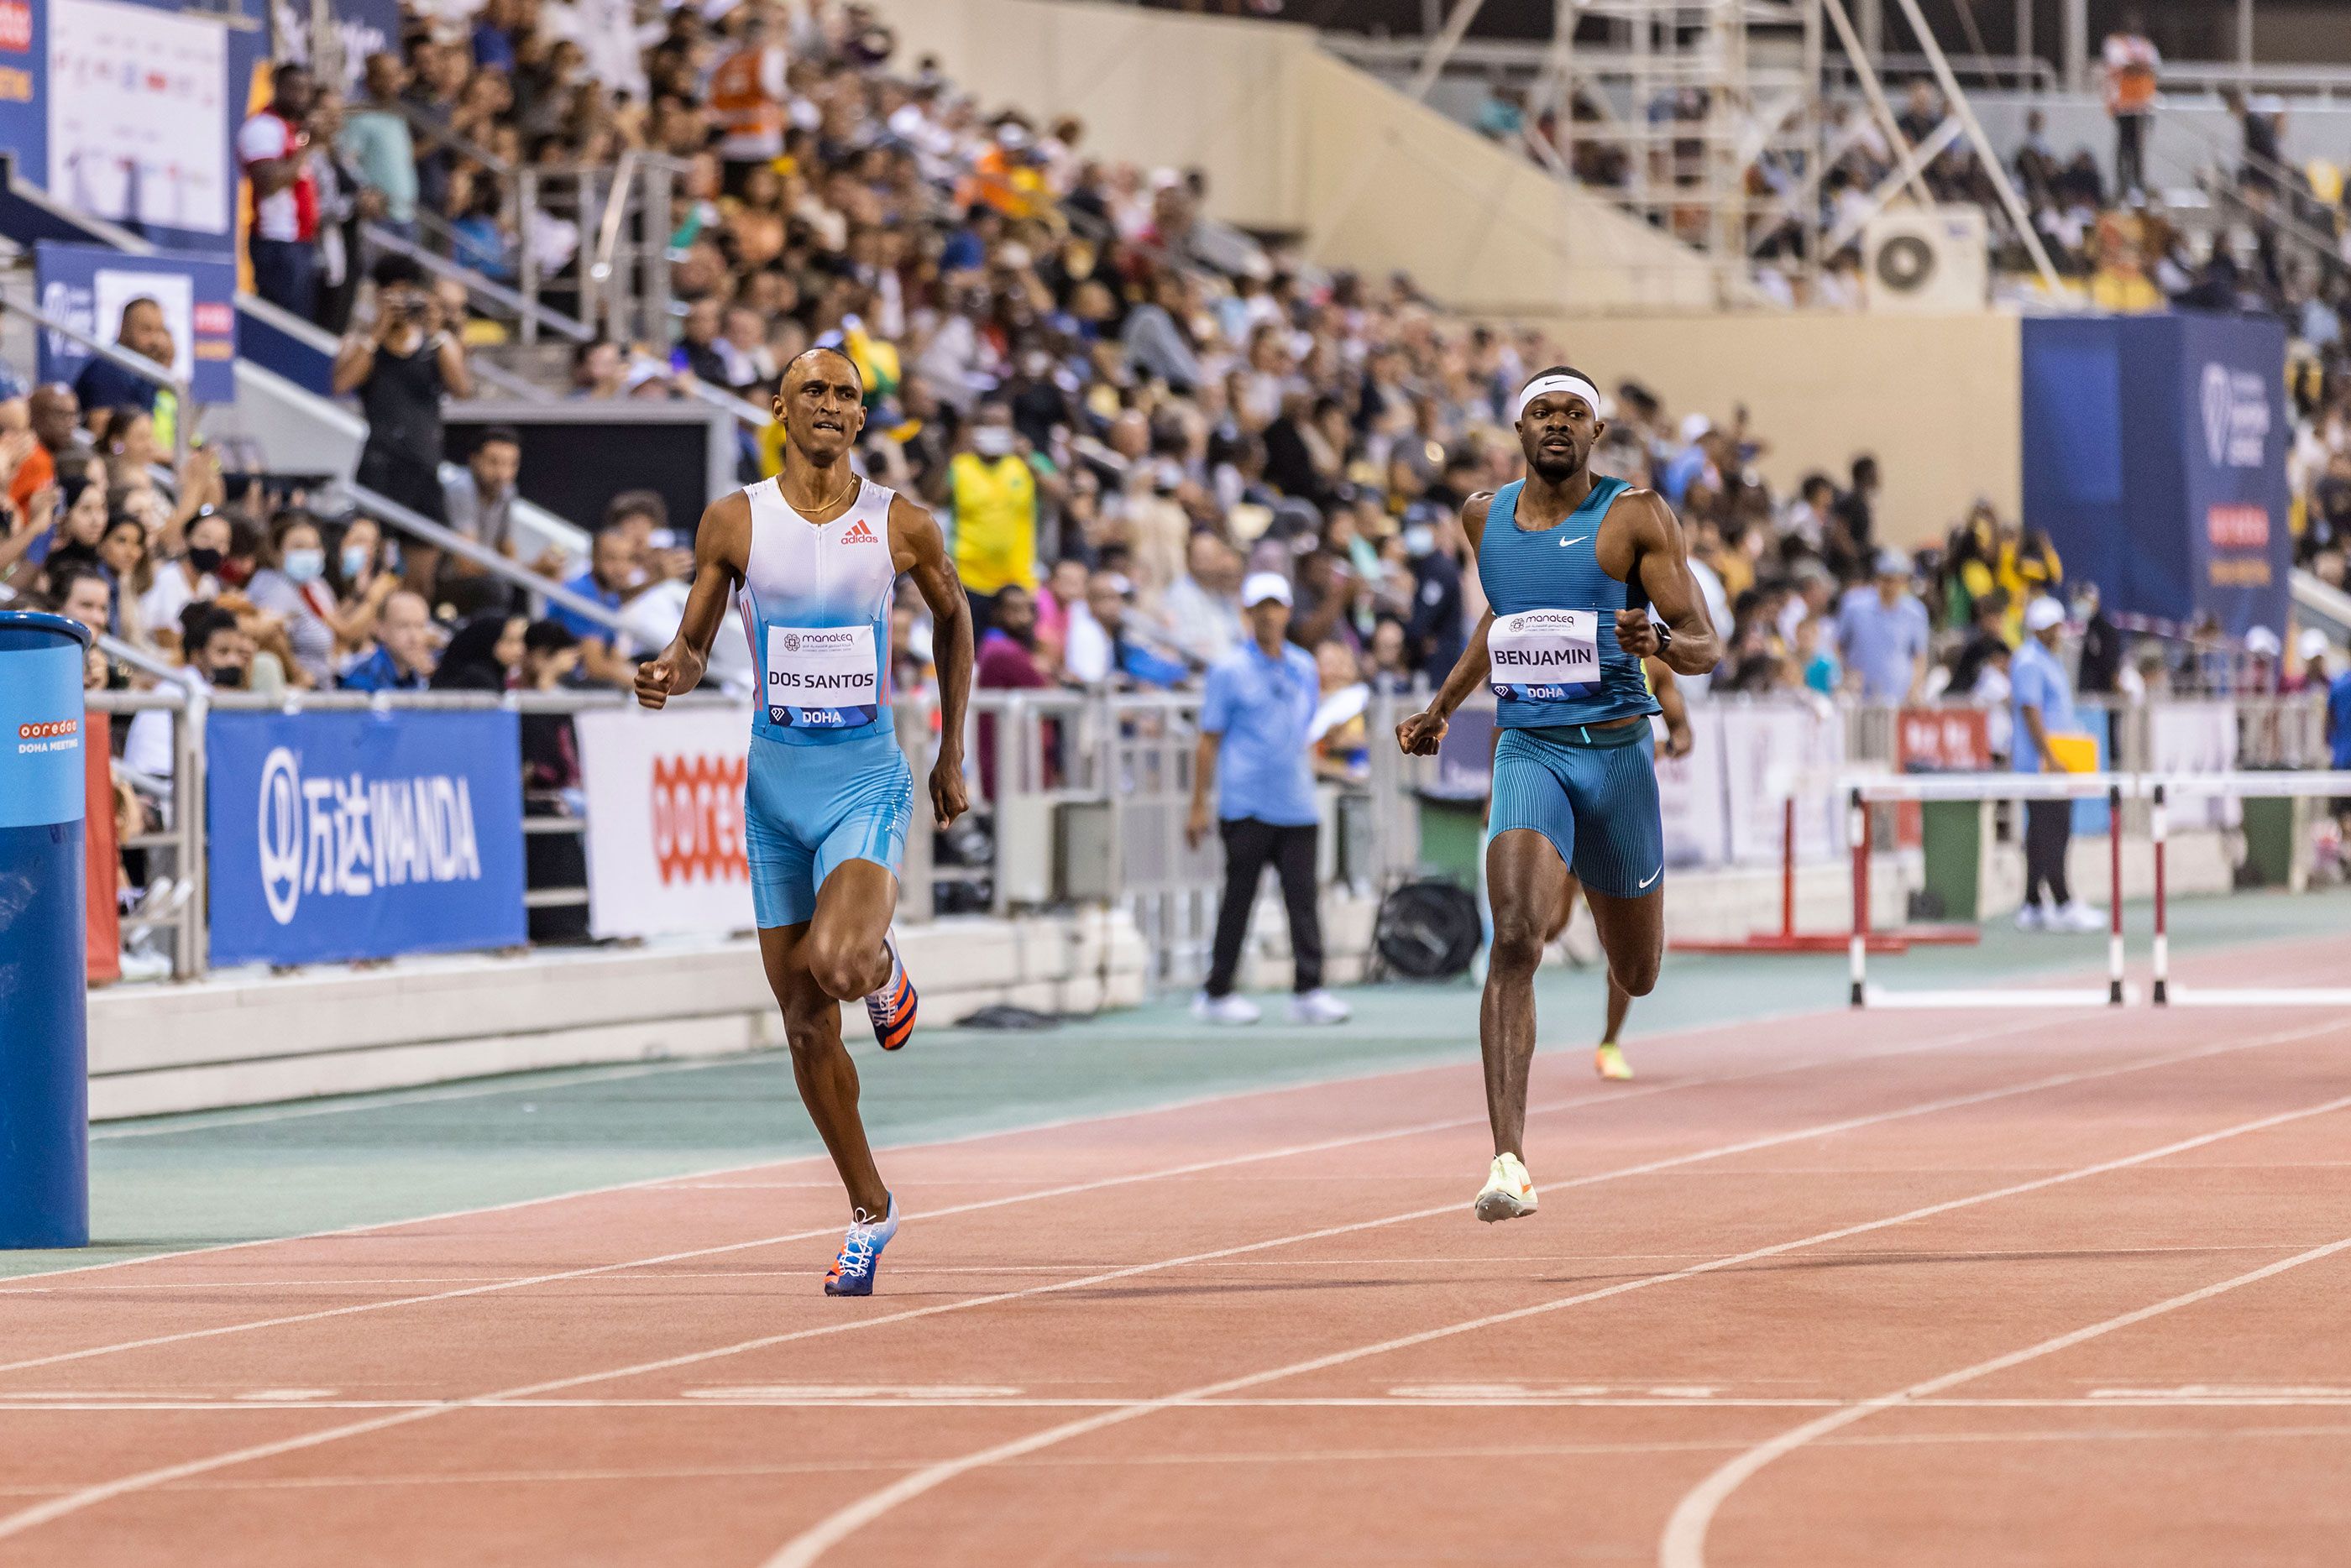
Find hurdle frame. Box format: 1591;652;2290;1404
1845;771;2130;1011
2149;771;2351;1008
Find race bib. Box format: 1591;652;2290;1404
765;625;879;729
1489;609;1600;701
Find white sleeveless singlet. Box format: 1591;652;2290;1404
736;475;899;747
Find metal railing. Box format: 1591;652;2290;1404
79;683;2338;990
6;289;196;468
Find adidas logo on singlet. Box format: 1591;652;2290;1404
841;520;879;544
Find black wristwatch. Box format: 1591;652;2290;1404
1652;621;1673;656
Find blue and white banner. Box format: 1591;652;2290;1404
2023;314;2290;639
37;241;237;404
207;710;526;968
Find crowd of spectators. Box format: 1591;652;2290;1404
7;0;2343;800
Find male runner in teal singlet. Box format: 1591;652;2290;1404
637;347;972;1294
1397;368;1720;1221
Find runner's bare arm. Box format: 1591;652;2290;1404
892;494;972;829
1647;655;1694;758
1613;489;1720;677
635;492;749;709
1395;494;1493;755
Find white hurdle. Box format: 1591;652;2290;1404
2148;771;2351;1008
1844;772;2130;1011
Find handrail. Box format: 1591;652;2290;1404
84;686;741;713
588;149;641;295
0;583;197;687
386;97;513;178
341;478;632;635
467;357;558;401
361;222;597;345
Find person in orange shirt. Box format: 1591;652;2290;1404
2102;11;2160;200
8;385;77;518
708;9;787;196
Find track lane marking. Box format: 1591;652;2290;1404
1657;1231;2351;1567
0;1015;2053;1375
760;1080;2351;1566
5;1015;2343;1548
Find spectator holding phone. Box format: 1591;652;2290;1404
333;253;471;564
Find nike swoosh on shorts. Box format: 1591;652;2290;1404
1638;866;1662;889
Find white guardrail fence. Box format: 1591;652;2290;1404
81;684;2338;991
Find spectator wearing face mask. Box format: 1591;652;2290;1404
338;589;438;693
1400;506;1465;685
124;604;255;783
244;509;341;686
974;583;1058;798
940;400;1040;638
140;510;230;650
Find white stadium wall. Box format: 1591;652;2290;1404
1523;311;2025;550
866;0;1725;313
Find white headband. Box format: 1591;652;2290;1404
1516;374;1601;421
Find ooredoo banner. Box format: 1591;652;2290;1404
205;709;526;967
574;706;758;941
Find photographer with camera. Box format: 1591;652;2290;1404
332;253;472;596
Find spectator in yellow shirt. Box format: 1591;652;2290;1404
940;401;1041;636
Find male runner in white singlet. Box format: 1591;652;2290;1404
636;348;972;1296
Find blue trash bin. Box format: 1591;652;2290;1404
0;610;92;1249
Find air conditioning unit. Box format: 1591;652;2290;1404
1863;206;1989;313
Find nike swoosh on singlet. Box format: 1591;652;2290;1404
1559;535;1589;547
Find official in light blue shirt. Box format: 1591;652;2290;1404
1186;572;1348;1026
2008;603;2078;773
1197;619;1318;828
2010;593;2097;928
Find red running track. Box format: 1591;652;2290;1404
4;943;2351;1566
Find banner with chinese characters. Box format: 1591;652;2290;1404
204;710;526;967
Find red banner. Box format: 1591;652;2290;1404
83;708;120;985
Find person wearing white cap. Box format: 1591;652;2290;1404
2292;627;2333;694
1186;572;1351;1026
1396;366;1722;1224
2013;594;2102;933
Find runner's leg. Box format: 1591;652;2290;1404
762;917;890;1219
1484;827;1571;1158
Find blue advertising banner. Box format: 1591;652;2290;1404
0;0;44;197
2021;314;2290;639
36;242;238;405
206;710;527;968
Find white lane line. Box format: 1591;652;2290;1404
17;1394;2351;1414
1;998;1874;1289
2;1241;2304;1295
759;1085;2351;1568
1657;1231;2351;1568
5;1017;2340;1549
13;1421;2351;1503
0;1016;2049;1376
